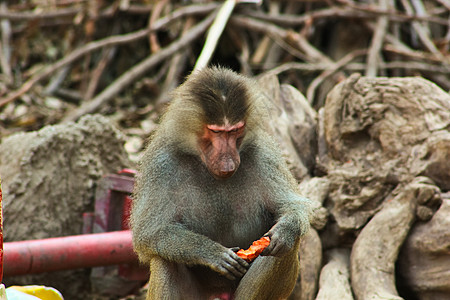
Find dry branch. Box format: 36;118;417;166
306;49;366;103
0;7;80;21
0;2;218;107
0;3;12;85
365;0;389;77
194;0;236;71
62;12;216;122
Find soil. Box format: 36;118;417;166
0;114;131;299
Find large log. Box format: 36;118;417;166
319;74;448;298
321;74;450;233
350;177;441;300
398;196;450;300
315;249;353;300
257;74;317;181
289;229;322;300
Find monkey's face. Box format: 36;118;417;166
198;120;245;179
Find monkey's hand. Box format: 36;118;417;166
207;248;249;280
261;223;297;257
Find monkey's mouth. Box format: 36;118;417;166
206;163;238;180
211;169;237;180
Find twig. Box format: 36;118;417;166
194;0;236;71
0;7;80;21
383;44;446;63
251;2;280;65
365;21;444;63
288;31;333;63
148;0;168;53
84;46;117;100
62;12;216;123
0;3;12;84
233;30;252;75
0;2;156;21
262;2;285;71
84;21;121;100
346;61;450;73
257;62;331;78
366;0;389;77
0;3;218;107
435;0;450;10
307;49;367;103
334;0;448;25
400;0;446;60
232;13;353;104
245;5;449;26
252;37;272;65
45;66;71;95
156;17;195;105
231;15;329;64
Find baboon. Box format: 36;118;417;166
131;67;311;300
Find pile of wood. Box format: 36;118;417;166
0;0;448;133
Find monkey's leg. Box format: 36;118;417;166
233;252;299;300
146;256;205;300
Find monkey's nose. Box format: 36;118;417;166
219;159;236;178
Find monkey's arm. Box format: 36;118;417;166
262;194;311;257
132;212;249;280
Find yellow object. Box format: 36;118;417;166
7;286;63;300
0;284;7;300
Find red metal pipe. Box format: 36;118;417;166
3;230;138;276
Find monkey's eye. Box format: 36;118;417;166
209;129;221;134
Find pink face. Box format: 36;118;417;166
199;121;246;179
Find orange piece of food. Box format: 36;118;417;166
236;236;271;262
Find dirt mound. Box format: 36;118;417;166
0;114;131;299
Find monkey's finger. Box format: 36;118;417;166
223;261;246;278
220;266;238;281
219;251;247;278
227;257;248;276
213;262;238;280
270;243;283;257
227;250;249;269
261;242;274;256
231;252;250;269
239;258;250;269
